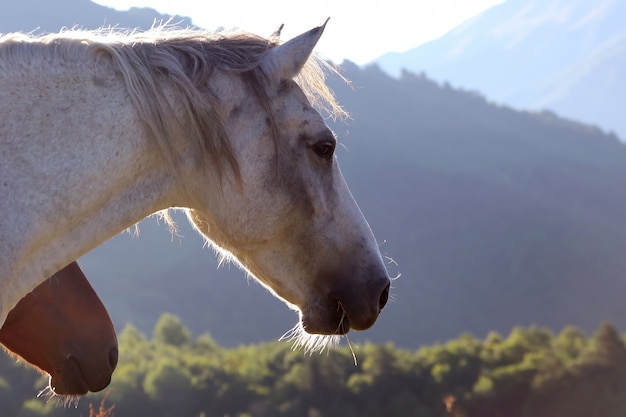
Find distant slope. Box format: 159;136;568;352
5;0;626;349
374;0;626;140
0;0;192;33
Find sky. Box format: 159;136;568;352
93;0;504;64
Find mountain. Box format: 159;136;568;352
0;0;192;34
5;0;626;349
374;0;626;141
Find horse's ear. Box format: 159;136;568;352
261;18;329;82
269;24;284;40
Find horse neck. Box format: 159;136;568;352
0;52;184;324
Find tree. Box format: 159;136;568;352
582;322;626;366
143;359;194;416
152;312;192;347
553;325;587;362
118;323;148;348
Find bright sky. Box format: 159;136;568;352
93;0;504;64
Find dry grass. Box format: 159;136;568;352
85;398;115;417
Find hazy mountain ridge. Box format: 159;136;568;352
4;0;626;348
0;0;192;34
374;0;626;140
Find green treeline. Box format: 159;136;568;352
2;314;626;417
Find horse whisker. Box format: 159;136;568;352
335;301;347;334
37;386;80;408
279;321;339;355
337;301;358;366
345;332;358;366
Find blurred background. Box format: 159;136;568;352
1;1;625;415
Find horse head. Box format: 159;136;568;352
0;262;118;396
185;21;391;344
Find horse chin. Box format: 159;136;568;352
48;357;112;396
301;308;350;336
47;373;89;397
280;321;342;355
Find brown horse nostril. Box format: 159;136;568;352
108;346;119;371
379;283;390;311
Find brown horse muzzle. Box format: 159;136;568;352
51;341;119;395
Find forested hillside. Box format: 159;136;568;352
2;314;626;417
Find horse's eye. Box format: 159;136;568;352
312;141;335;160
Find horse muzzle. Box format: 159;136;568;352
50;343;118;395
302;271;391;335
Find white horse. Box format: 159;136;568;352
0;21;390;351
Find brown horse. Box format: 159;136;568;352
0;262;118;396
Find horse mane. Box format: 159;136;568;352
0;25;347;184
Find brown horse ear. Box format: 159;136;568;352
261;18;329;82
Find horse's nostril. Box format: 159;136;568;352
379;283;390;311
108;346;119;371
